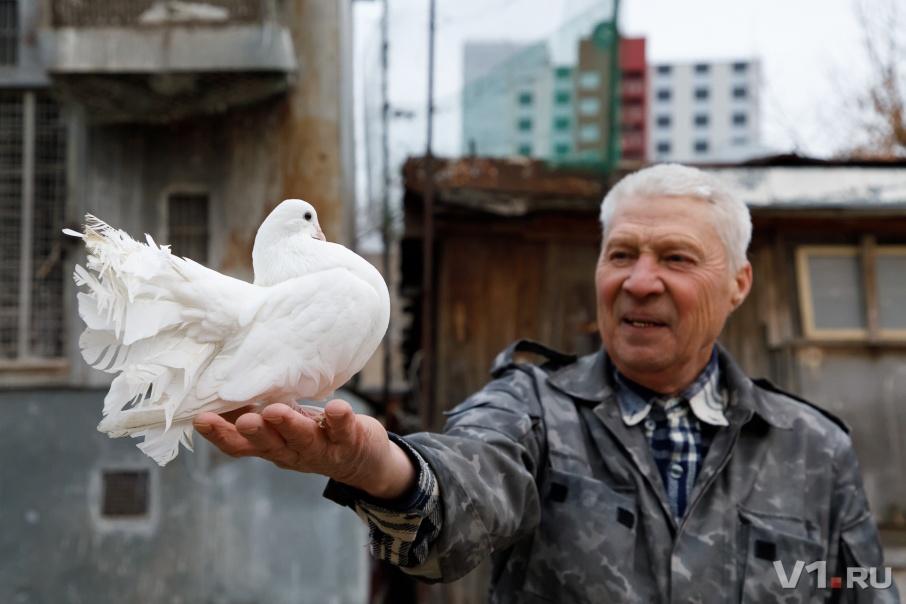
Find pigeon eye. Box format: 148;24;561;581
304;212;312;221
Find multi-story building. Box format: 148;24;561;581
647;59;764;163
1;1;367;601
461;41;551;159
619;37;647;164
461;26;638;169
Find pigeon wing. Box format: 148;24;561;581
197;266;382;404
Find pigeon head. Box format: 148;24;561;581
257;199;326;247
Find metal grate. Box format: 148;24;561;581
167;193;209;264
52;0;265;27
0;92;22;360
0;91;66;360
101;470;150;517
0;0;17;67
30;94;67;358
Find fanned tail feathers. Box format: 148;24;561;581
68;214;221;466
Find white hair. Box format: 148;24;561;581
599;163;752;272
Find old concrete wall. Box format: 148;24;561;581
0;389;369;603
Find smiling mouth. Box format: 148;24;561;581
622;318;667;328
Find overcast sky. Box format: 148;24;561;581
352;0;884;242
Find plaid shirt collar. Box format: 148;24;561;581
612;347;729;427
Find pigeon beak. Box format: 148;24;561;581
314;227;326;242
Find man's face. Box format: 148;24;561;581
595;196;752;391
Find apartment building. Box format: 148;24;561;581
648;59;764;163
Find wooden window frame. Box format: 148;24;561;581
796;240;906;342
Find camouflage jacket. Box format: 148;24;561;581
401;341;898;603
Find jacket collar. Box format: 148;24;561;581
546;344;794;430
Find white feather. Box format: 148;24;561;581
67;201;390;466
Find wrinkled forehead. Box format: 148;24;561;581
602;195;728;257
606;195;718;233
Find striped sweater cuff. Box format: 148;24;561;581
322;434;442;567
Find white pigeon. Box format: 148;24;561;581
65;199;390;466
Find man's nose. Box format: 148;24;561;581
622;255;665;298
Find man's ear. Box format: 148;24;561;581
730;261;753;309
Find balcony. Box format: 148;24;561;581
39;0;297;122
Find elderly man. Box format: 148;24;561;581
195;164;898;602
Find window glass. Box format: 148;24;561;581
877;253;906;330
168;193;210;265
578;71;601;90
579;124;599;142
578;98;600;116
806;254;866;330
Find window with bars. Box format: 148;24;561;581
0;91;67;361
796;242;906;340
167;193;209;264
101;469;150;517
0;0;17;67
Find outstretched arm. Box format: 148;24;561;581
193;400;416;499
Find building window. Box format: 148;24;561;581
517;117;532;132
656;65;672;75
555;66;572;79
554;116;570;131
656;88;671;101
167;193;210;265
555;90;571;104
0;91;67;361
517;144;532;156
694;113;709;127
578;71;601;90
656;115;671;128
732;112;748;126
102;470;150;518
518;91;533;106
0;0;17;67
656;141;671;154
694;87;709;101
694;139;709;153
797;244;906;340
732;61;749;73
733;85;748;99
554;142;571;156
694;63;710;74
578;124;600;143
578;97;600;116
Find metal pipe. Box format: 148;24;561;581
419;0;437;430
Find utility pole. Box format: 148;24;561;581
380;0;392;410
420;0;437;430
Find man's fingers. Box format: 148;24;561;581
219;404;256;424
194;413;257;457
323;399;356;444
262;403;323;452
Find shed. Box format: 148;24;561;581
400;154;906;596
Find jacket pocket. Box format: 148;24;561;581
738;507;824;603
522;469;638;603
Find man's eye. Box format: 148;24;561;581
666;254;691;264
